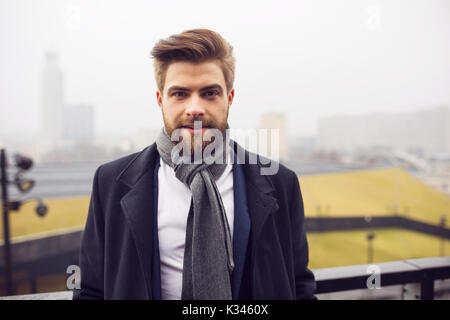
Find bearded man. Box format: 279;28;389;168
73;28;316;300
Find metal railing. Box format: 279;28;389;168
1;256;449;300
314;256;450;299
305;216;450;239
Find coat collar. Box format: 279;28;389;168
116;141;279;299
117;144;158;299
116;143;158;188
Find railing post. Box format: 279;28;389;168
420;273;434;300
402;283;421;300
1;148;14;296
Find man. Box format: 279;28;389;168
73;29;316;300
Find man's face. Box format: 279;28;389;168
156;59;234;151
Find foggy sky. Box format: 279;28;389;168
1;0;449;140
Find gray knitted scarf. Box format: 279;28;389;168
155;126;234;300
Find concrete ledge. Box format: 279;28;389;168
0;291;73;300
1;256;449;300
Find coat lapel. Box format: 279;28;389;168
117;143;158;299
232;142;280;261
243;165;280;264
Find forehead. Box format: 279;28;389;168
164;60;226;92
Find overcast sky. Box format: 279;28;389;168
1;0;449;140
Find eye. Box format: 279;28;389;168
203;90;219;97
172;91;187;98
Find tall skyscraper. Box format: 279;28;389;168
40;51;64;154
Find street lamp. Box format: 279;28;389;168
1;149;48;296
367;232;376;264
439;216;446;257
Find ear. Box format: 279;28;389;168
227;88;235;107
156;90;163;108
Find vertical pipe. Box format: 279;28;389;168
1;149;13;295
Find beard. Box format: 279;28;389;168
162;109;229;155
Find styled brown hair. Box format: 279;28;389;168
150;29;235;93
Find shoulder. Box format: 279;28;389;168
94;143;158;185
262;156;299;198
243;147;297;183
95;151;142;182
235;142;298;197
238;148;303;219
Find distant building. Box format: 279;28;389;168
259;112;289;161
289;135;317;156
317;106;450;155
62;104;95;144
40;52;64;153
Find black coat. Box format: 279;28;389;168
73;141;316;300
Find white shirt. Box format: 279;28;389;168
157;156;234;300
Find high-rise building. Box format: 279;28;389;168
40;52;64;153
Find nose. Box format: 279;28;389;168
184;94;205;118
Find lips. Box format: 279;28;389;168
180;124;212;133
180;124;212;129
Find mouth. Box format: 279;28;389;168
180;124;212;133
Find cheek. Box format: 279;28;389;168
219;99;230;114
161;101;178;117
211;97;228;111
166;108;187;127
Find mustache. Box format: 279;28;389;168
177;120;216;128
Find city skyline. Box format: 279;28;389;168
317;106;450;155
1;0;450;142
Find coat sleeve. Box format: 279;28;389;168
289;171;317;300
72;165;105;300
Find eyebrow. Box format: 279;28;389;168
167;84;224;94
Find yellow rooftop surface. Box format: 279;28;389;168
300;167;450;268
300;167;450;225
1;167;449;239
1;167;449;268
307;228;450;269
